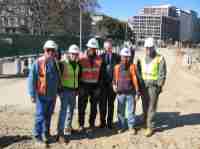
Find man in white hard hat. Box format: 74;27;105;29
78;38;103;132
99;39;120;129
28;40;60;145
137;37;167;137
113;48;140;134
56;44;80;144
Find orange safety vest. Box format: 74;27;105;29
114;64;139;91
80;56;102;83
36;56;47;95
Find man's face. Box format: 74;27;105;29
104;42;112;53
88;48;96;56
121;56;130;64
44;48;56;59
69;53;79;62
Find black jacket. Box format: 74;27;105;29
101;52;120;85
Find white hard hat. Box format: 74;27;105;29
86;38;99;49
104;41;112;49
120;48;131;57
144;37;155;48
43;40;58;50
68;44;79;54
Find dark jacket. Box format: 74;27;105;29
101;52;120;86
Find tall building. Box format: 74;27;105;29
140;4;177;17
177;9;200;43
129;5;180;42
0;0;48;35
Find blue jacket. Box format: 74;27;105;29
28;57;59;99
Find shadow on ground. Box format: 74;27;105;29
0;135;32;148
50;126;119;144
155;112;200;131
0;74;27;79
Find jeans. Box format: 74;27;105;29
57;90;76;135
33;96;54;138
117;93;136;129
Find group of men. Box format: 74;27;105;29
28;37;167;145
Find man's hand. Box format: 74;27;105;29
157;86;163;94
135;91;140;102
31;97;36;103
112;84;117;93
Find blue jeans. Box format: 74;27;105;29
117;93;136;129
33;96;54;138
57;90;76;135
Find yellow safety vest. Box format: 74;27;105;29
141;55;162;80
62;61;79;89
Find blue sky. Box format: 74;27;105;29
98;0;200;20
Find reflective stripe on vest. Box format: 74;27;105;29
37;56;47;95
80;56;102;83
141;55;162;80
62;61;79;88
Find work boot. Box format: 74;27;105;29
144;128;154;137
78;126;84;132
117;128;126;134
33;135;43;143
43;134;50;145
65;128;73;135
87;125;95;133
57;135;68;144
33;135;46;148
128;128;137;135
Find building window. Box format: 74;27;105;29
20;18;25;25
21;7;26;15
1;17;5;26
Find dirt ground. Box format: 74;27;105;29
0;49;200;149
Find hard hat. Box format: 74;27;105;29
86;38;99;49
120;48;131;57
43;40;58;50
104;41;112;49
144;37;155;48
68;44;79;54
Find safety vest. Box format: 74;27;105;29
141;55;162;81
80;56;102;83
114;64;139;92
36;56;47;95
62;61;79;89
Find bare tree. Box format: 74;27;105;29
47;0;100;35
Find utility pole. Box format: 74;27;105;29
125;21;128;41
79;0;82;51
